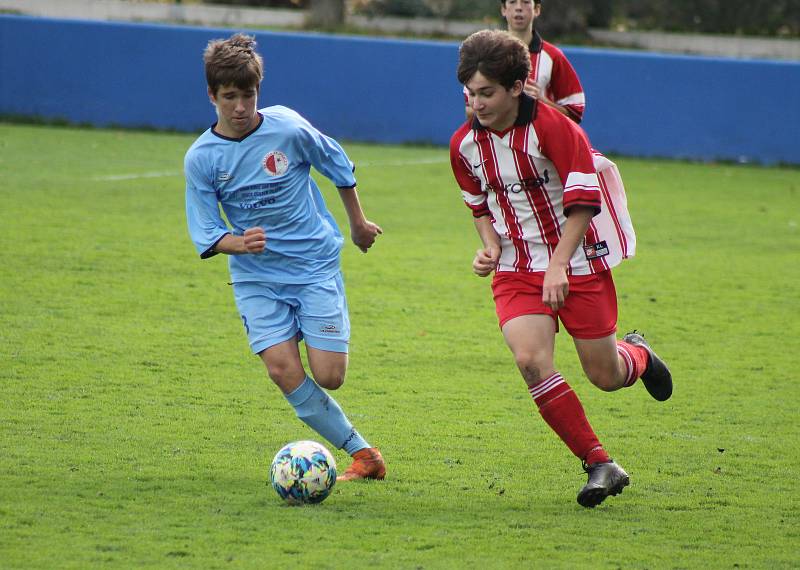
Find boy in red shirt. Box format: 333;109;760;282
451;30;672;508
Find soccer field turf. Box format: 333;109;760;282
1;122;799;569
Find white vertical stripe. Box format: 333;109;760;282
535;51;554;93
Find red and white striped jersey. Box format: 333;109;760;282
450;94;635;276
529;32;586;123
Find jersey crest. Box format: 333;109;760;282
262;151;289;176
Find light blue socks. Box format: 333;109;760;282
285;376;370;455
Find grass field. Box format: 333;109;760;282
1;122;799;569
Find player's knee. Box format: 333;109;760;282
586;367;622;392
514;352;550;387
265;361;304;389
315;371;346;390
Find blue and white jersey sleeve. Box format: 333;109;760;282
184;140;230;259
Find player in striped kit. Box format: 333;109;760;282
450;30;672;508
465;0;586;123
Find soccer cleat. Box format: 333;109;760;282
336;447;386;482
577;460;630;508
623;331;673;401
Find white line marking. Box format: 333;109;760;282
359;157;448;167
91;157;448;182
92;171;181;181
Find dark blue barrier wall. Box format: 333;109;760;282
1;15;798;164
569;47;800;165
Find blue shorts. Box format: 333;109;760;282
232;273;350;354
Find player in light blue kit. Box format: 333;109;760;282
185;33;386;481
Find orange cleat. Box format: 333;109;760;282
337;447;386;482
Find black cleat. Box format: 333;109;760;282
577;460;630;508
623;331;673;401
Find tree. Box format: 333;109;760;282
309;0;345;28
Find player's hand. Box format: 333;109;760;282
243;227;266;254
473;245;500;277
524;79;542;100
351;220;383;253
542;263;569;310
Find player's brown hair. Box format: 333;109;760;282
203;33;264;95
457;30;531;89
499;1;541;5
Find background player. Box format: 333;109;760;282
450;30;672;508
466;0;586;123
185;33;385;482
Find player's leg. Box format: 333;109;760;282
502;314;611;468
563;272;672;400
307;346;348;390
574;333;669;397
562;272;684;506
234;280;375;468
492;273;628;507
298;273;385;482
619;331;673;401
495;271;628;508
234;280;305;391
258;338;307;393
573;334;628;392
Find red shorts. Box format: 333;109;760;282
491;270;618;339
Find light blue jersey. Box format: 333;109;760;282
184;105;356;284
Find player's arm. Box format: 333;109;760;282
545;48;586;123
338;186;382;253
524;80;575;121
449;132;498;276
185;154;266;257
211;228;266;255
472;215;501;277
540;98;575;121
542;206;593;310
537;106;600;309
292;114;382;253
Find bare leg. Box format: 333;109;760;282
573;334;628;392
306;346;348;390
258;338;307;394
501;314;557;386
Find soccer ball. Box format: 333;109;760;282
269;440;337;505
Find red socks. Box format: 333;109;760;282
529;372;610;465
617;341;649;387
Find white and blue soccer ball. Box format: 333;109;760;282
269;440;337;505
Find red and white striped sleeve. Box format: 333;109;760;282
543;43;586;123
450;124;490;218
535;104;600;215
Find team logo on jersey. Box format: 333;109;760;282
262;151;289;176
583;240;609;260
485;170;550;194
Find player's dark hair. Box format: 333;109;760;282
204;33;264;95
499;1;541;5
457;30;531;89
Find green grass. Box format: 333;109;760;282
1;122;799;569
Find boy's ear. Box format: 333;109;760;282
510;79;524;97
207;86;217;104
